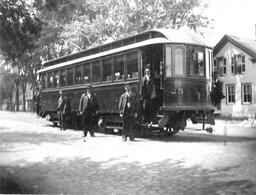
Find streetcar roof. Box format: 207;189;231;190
38;29;208;73
156;29;206;46
38;38;167;73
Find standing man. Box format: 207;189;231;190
33;89;41;118
57;90;64;130
62;96;71;130
119;83;140;141
79;85;99;138
211;71;225;107
140;67;154;125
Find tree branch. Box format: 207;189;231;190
60;38;83;51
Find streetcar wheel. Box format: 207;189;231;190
102;121;109;134
172;127;180;135
206;127;213;133
137;126;146;138
130;136;135;141
163;127;179;137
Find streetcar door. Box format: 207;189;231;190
140;44;164;116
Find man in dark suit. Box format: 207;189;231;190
62;96;71;130
140;68;154;124
119;83;140;141
57;90;64;130
79;85;99;138
33;90;41;118
57;90;71;130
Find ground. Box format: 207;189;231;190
0;111;256;194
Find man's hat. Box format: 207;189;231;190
144;68;150;72
144;64;151;72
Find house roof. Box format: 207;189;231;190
214;34;256;60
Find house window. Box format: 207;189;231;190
242;83;252;104
231;54;246;74
215;57;226;76
226;84;235;104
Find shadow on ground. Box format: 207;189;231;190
0;131;81;146
144;131;256;143
0;157;255;194
0;165;55;194
0;127;10;131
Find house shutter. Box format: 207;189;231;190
216;57;223;76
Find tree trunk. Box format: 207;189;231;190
9;94;13;111
0;92;2;110
22;82;26;111
15;81;19;111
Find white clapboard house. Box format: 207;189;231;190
213;34;256;118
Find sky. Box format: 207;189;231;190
202;0;256;46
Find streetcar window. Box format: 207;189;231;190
41;73;46;89
103;58;112;82
101;44;112;52
165;46;172;77
136;33;149;42
174;48;184;76
75;65;82;85
53;71;59;87
112;41;123;49
67;67;74;86
188;48;205;77
152;32;164;38
83;63;90;84
114;55;124;81
205;50;212;79
126;52;138;79
60;69;66;87
93;61;101;83
47;72;54;88
88;48;100;56
124;38;135;46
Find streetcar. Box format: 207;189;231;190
37;29;215;136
